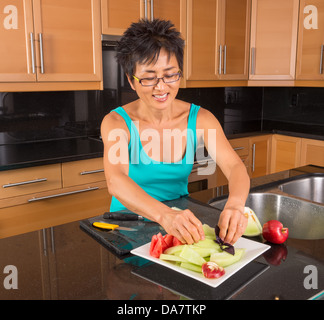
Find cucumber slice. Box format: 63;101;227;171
243;207;263;237
179;246;206;266
210;248;245;267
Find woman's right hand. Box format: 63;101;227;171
159;208;205;244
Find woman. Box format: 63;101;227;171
101;19;250;245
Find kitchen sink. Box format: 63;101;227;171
209;193;324;240
278;174;324;204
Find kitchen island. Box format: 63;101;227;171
0;165;323;301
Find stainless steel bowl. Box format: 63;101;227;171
209;193;324;240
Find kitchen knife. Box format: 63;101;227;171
103;212;144;221
92;222;136;231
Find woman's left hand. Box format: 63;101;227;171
217;206;248;245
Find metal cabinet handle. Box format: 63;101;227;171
42;229;47;256
30;33;36;74
320;45;324;74
252;143;256;172
39;33;45;74
80;169;104;175
233;147;244;151
151;0;154;21
28;186;99;202
219;45;222;75
224;45;227;75
251;47;255;75
3;178;47;188
144;0;148;19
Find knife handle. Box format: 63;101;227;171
103;212;144;221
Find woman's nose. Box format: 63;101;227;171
154;78;167;90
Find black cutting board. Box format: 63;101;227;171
79;196;221;256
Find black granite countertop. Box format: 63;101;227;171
0;165;323;301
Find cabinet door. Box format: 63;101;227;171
186;0;219;80
296;0;324;80
249;135;271;178
219;0;251;80
0;0;36;82
32;0;102;82
270;134;302;173
101;0;145;35
249;0;299;80
150;0;186;36
300;138;324;167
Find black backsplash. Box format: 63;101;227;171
262;87;324;136
0;86;323;145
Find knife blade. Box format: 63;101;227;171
92;222;136;231
103;212;144;221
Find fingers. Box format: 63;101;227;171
218;208;247;245
168;209;204;245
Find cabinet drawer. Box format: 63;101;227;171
0;164;62;199
62;158;105;188
229;138;250;157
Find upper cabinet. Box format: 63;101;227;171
0;0;36;83
101;0;145;35
0;0;102;90
249;0;299;80
101;0;185;36
296;0;324;80
185;0;251;83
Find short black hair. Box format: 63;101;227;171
116;19;184;77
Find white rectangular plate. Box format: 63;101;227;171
131;237;270;288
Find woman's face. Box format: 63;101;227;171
129;49;181;111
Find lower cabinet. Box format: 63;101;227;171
300;138;324;167
270;134;302;173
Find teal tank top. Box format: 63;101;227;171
109;103;200;212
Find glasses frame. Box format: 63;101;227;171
132;70;182;87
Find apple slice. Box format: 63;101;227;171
243;207;263;237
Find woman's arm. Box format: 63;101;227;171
197;109;250;244
101;113;205;244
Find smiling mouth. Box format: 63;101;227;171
153;93;168;101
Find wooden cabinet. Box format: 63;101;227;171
101;0;145;35
0;164;62;199
249;134;271;178
0;158;107;209
1;0;102;91
101;0;185;36
270;134;302;173
296;0;324;80
249;0;299;80
300;138;324;167
0;0;35;83
61;158;105;188
185;0;250;82
218;0;251;80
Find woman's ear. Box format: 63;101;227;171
126;74;136;91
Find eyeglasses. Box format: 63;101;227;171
132;71;181;87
